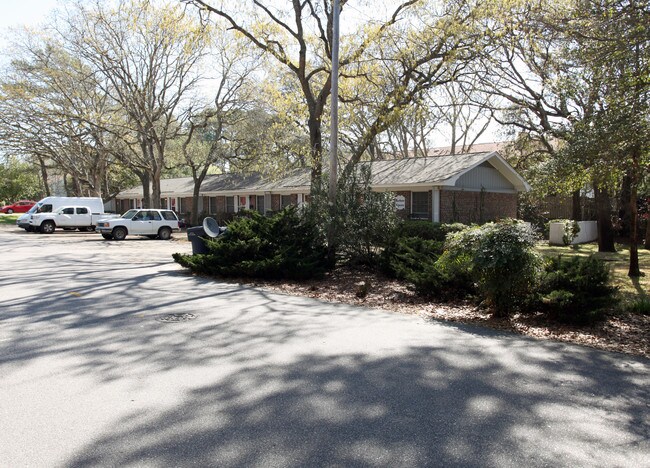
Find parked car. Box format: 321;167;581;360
29;205;120;234
95;209;180;240
16;197;107;231
1;200;36;214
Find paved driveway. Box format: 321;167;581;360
0;227;648;467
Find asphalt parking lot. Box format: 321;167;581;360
0;224;649;467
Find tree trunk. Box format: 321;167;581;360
308;113;323;191
628;182;640;276
644;214;650;249
190;170;208;226
138;172;151;209
151;170;162;209
36;156;50;197
593;184;616;252
571;189;581;221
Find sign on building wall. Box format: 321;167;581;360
395;195;406;210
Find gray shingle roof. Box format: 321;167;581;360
117;151;527;198
367;152;494;187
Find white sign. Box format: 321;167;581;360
395;195;406;210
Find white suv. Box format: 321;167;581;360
96;209;180;241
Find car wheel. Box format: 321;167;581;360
7;209;13;214
41;221;56;234
158;227;172;240
112;227;127;241
101;233;113;240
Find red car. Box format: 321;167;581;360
0;200;37;214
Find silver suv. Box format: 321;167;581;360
95;209;180;241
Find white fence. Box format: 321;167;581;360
549;221;598;245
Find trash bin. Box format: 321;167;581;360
187;226;210;255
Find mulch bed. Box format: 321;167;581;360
242;267;649;359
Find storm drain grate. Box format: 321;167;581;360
156;313;197;323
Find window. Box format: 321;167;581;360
62;207;74;215
148;211;162;221
38;204;52;213
411;192;429;218
281;195;292;208
209;197;218;214
256;196;265;214
226;196;235;213
162;211;178;221
76;207;88;215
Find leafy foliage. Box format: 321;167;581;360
447;220;542;316
382;221;470;298
537;255;615;324
316;165;399;267
0;157;42;203
173;207;328;280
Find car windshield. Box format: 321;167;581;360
121;209;138;219
26;205;38;214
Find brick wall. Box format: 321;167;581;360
440;190;517;224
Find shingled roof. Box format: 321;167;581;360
116;151;528;197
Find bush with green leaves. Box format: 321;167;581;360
381;221;470;298
440;220;542;316
173;207;328;280
537;255;615;324
332;165;399;266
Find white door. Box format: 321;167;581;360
130;211;155;235
57;207;76;227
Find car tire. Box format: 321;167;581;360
41;221;56;234
158;227;172;240
112;227;127;241
7;209;13;214
101;233;113;240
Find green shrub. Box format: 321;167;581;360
625;298;650;315
469;220;542;316
394;221;466;242
537;256;615;324
173;207;328;280
338;167;399;266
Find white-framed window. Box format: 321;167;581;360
411;191;429;218
225;196;235;213
256;195;265;214
281;195;292;208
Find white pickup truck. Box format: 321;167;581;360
29;206;119;234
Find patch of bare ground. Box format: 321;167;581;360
238;267;649;359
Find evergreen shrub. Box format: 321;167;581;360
440;220;541;315
172;207;328;280
537;255;615;324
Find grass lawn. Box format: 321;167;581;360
0;214;19;226
536;242;649;305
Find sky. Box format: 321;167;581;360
0;0;59;31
